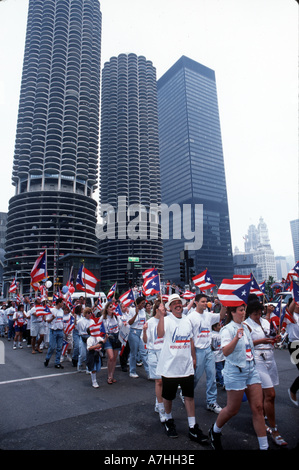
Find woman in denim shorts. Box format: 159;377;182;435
209;303;269;451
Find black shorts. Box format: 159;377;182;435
162;375;194;401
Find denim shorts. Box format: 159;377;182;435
147;349;161;380
223;360;261;391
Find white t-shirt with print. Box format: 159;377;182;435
145;316;164;350
188;310;220;349
156;313;194;378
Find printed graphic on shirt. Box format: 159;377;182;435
170;327;191;349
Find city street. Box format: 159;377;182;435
0;337;298;460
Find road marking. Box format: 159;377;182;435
0;366;109;385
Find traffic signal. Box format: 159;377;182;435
180;261;185;282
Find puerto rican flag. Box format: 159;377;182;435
119;289;135;307
76;264;100;295
107;283;117;299
30;251;47;288
64;315;75;334
8;278;18;293
192;269;216;291
89;320;106;337
143;275;160;296
182;290;196;299
62;340;69;356
35;304;51;317
217;279;251;307
142;268;158;279
292;280;299;305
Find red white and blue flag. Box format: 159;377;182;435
89;320;106;337
30;251;47;288
35;304;51;317
8;278;18;293
182;290;196;299
64;315;75;334
291;281;299;305
192;269;216;291
119;289;135;307
62;340;69;356
142;268;158;279
76;264;100;295
142;275;160;296
107;283;117;299
217;279;251;307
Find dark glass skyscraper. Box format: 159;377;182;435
157;56;233;286
99;53;163;291
4;0;102;292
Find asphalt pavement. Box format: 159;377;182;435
0;336;298;462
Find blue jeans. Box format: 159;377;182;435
78;335;88;367
72;329;80;362
128;328;149;375
194;346;217;404
8;319;14;340
46;329;64;365
215;360;225;385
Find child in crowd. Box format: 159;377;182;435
86;327;107;388
211;321;225;388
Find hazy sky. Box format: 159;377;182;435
0;0;298;260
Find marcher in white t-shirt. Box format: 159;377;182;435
143;299;166;423
188;293;225;413
156;293;208;445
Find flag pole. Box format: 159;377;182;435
82;260;87;301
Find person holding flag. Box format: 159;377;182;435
100;301;123;384
286;291;299;407
142;298;167;423
243;300;287;446
86;326;108;388
209;279;269;451
126;296;149;378
76;307;94;372
12;303;26;350
188;293;226;414
44;297;65;369
29;298;46;354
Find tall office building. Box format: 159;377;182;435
99;53;163;291
157;56;233;286
4;0;102;292
290;219;299;262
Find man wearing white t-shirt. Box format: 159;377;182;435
156;294;209;444
188;293;225;414
44;297;65;369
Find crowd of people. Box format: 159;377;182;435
0;288;298;450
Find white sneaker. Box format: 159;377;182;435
129;373;139;378
207;402;222;414
159;408;166;423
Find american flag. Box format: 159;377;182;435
217;279;251;307
76;264;100;295
30;251;47;287
192;269;216;291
